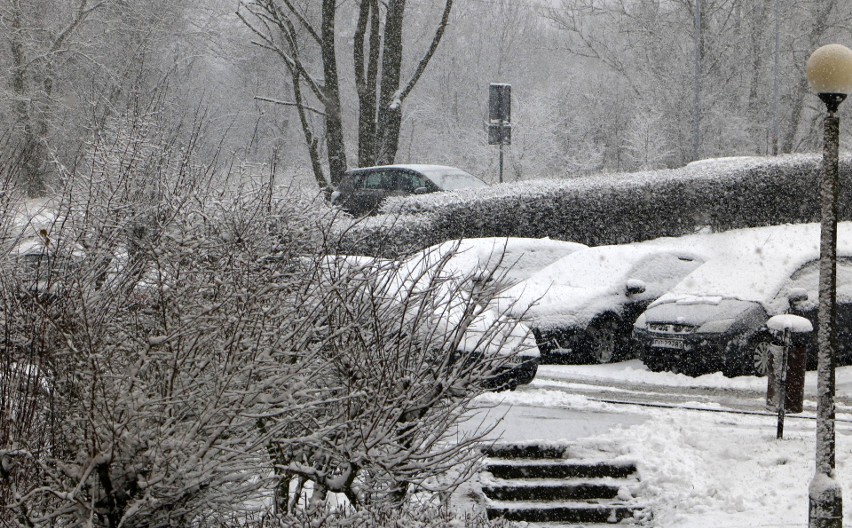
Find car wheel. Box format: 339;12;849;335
752;339;773;377
643;356;667;373
586;316;621;364
723;329;768;378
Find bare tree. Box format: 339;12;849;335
0;0;119;196
0;109;528;526
237;0;454;194
543;0;852;165
623;109;674;171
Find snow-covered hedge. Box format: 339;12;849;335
338;155;852;255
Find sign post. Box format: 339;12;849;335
488;83;512;183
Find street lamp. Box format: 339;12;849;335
806;43;852;528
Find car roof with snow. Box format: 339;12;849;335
498;241;704;328
300;248;540;358
10;236;85;258
650;222;852;313
415;237;587;287
347;164;472;176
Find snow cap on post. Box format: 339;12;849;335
767;314;813;334
806;44;852;95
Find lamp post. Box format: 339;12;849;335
806;43;852;528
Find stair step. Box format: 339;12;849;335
484;460;638;480
482;481;624;501
482;443;571;459
525;523;642;528
486;501;643;524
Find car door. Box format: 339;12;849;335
395;170;431;195
352;170;397;214
835;259;852;365
772;258;852;367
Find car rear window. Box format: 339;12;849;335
426;170;488;191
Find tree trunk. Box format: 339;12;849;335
294;70;330;197
746;2;768;154
321;0;347;186
9;1;47;197
375;0;406;166
355;0;381;167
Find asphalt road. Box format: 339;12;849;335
469;361;852;444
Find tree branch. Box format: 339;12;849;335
398;0;453;103
254;96;326;117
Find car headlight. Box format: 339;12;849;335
634;313;647;329
696;318;736;334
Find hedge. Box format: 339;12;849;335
333;155;852;257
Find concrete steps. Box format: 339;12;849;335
479;443;648;525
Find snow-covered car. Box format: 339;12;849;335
6;234;84;299
330;164;488;216
633;222;852;377
495;243;704;364
299;248;541;390
422;237;588;291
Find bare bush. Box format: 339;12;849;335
0;115;528;527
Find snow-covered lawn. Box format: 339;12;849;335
470;361;852;526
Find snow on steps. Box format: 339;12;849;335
479;443;649;525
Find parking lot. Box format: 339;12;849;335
464;360;852;527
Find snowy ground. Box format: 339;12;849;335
463;361;852;527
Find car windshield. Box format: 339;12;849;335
424;169;488;190
529;246;672;290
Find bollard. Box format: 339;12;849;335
766;314;813;439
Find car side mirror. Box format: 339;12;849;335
788;288;808;305
413;186;429;195
626;279;646;296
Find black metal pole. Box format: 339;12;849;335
809;106;843;528
499;142;504;184
776;328;790;440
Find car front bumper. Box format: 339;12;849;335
633;328;734;375
453;351;539;390
490;356;539;389
531;326;586;364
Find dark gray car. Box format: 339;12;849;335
330;164;488;216
634;257;852;377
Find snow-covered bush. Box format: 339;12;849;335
0;114;516;526
340;155;852;255
239;503;514;527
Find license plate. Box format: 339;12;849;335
652;338;684;350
